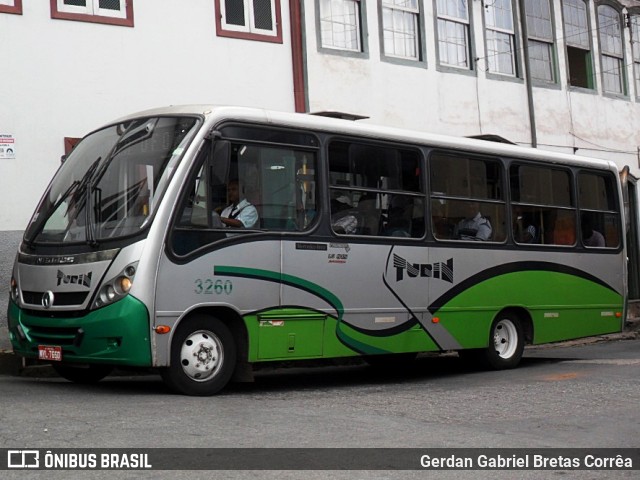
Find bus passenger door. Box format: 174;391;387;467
155;139;283;365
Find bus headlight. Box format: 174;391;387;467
93;262;138;310
118;276;132;294
10;276;19;302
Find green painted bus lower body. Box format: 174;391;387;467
245;309;440;361
240;270;624;363
7;295;152;366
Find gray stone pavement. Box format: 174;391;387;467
1;316;638;378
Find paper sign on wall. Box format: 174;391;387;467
0;133;16;159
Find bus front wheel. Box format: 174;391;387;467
160;316;236;396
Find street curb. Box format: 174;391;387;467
2;319;639;378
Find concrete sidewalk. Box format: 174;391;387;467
1;318;638;378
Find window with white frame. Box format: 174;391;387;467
484;0;516;76
219;0;278;37
51;0;133;26
563;0;594;89
525;0;555;82
598;4;625;95
320;0;362;51
0;0;22;15
381;0;420;60
631;15;640;96
436;0;471;68
56;0;127;19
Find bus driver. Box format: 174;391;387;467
220;179;259;228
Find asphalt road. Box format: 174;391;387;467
1;338;639;480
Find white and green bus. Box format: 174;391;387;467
8;106;627;395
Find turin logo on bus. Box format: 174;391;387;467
56;270;92;288
393;254;453;283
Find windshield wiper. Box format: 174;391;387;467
83;119;158;245
25;157;102;246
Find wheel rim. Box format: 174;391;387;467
180;330;224;382
493;319;518;359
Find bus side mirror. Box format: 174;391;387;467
210;140;230;185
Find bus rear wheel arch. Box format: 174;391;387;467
160;314;237;396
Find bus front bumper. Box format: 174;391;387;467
7;295;152;367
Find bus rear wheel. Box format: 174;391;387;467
461;314;524;370
484;315;524;369
160;316;236;396
52;363;113;384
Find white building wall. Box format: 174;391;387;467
0;0;296;346
303;0;640;176
0;0;295;231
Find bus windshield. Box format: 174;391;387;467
25;116;200;245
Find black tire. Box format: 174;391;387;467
51;363;113;384
160;316;236;396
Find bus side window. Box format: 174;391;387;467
329;140;423;238
430;152;506;242
510;164;576;246
578;172;620;248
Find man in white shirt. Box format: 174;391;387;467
220;180;258;228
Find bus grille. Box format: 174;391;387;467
26;325;81;346
22;291;89;307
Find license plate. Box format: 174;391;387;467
38;345;62;362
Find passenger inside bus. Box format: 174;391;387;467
331;192;381;235
454;202;492;241
513;207;539;243
581;214;605;247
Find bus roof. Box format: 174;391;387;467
111;105;619;173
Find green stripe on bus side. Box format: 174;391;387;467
214;266;390;355
432;270;624;347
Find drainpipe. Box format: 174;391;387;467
517;0;537;148
289;0;307;113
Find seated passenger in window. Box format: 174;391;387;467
454;202;492;241
331;194;357;234
513;208;538;243
581;215;605;247
219;179;259;228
